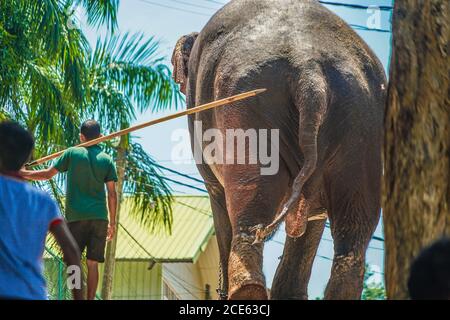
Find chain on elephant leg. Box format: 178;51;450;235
217;263;228;300
228;233;267;300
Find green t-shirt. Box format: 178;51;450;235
53;145;118;222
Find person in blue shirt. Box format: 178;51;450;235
0;121;83;300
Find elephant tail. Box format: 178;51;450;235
252;66;329;243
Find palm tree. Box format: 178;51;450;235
0;0;89;148
0;0;120;160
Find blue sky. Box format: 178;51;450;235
81;0;393;299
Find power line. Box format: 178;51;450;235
118;223;206;295
154;163;204;184
202;0;395;12
178;200;212;217
124;175;207;193
163;176;208;193
164;172;203;177
272;232;384;251
119;165;386;244
318;1;393;11
324;221;384;242
166;0;217;11
320;236;384;251
120;163;385;242
202;0;226;5
136;0;392;33
137;0;211;17
350;24;391;33
117;164;207;193
270;238;384;274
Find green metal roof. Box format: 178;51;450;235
115;196;214;263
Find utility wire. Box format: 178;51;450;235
270;238;384;274
137;0;211;17
324;221;384;242
202;0;226;5
118;223;206;294
119;164;385;242
163;176;208;193
177;200;213;217
118;164;385;242
350;24;391;33
319;236;384;251
204;0;394;9
124;175;207;193
318;1;393;11
166;0;217;11
154;163;205;184
137;0;391;33
117;164;207;193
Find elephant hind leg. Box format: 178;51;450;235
324;164;381;299
271;218;326;300
224;165;290;300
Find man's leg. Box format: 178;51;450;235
67;221;88;298
86;220;109;300
86;259;99;300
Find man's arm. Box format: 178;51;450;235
20;167;58;181
106;181;117;241
50;221;84;300
21;148;70;181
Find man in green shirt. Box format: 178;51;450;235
21;120;118;300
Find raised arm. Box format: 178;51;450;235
106;181;117;241
50;221;84;300
20;167;58;181
21;149;71;181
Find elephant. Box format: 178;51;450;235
171;0;387;300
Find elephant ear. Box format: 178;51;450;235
171;32;199;93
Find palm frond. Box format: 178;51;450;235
76;0;119;32
89;32;183;113
88;83;135;132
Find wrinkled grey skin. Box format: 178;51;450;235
172;0;386;300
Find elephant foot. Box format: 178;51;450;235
228;233;267;300
285;194;309;238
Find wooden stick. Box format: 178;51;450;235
27;88;267;167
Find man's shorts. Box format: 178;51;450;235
68;220;108;263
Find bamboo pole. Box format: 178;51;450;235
27;88;266;167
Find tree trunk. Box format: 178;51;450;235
383;0;449;299
101;138;127;300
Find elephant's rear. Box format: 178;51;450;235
190;0;386;177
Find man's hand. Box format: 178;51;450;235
107;223;116;241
